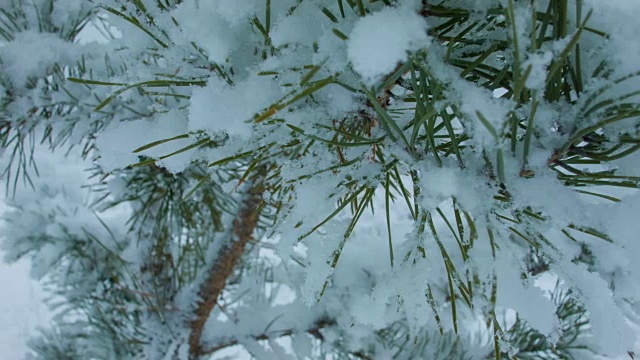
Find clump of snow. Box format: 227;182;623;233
211;0;259;26
347;7;429;85
51;0;91;30
584;0;640;78
95;108;192;173
188;75;283;138
454;83;513;148
523;51;553;90
171;2;234;64
495;253;558;337
316;84;360;117
271;2;327;48
558;262;635;356
418;164;493;215
1;134;130;272
0;31;75;89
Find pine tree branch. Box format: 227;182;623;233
199;318;335;356
199;317;376;360
188;173;265;359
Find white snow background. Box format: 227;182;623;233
0;20;106;360
0;216;50;359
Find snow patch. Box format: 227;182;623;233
347;7;429;85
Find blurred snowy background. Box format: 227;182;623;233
0;227;50;359
0;19;105;360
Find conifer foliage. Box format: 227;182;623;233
1;0;640;359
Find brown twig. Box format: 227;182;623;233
188;175;265;359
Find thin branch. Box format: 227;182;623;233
200;318;335;356
188;173;265;359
